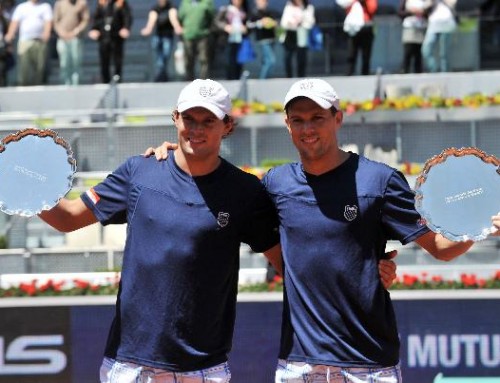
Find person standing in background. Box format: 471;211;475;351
178;0;215;81
141;0;182;82
421;0;457;73
398;0;432;73
5;0;53;86
0;1;12;86
280;0;315;78
339;0;378;76
214;0;249;80
247;0;277;79
53;0;89;85
88;0;132;83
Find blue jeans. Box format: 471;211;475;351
56;38;83;85
152;35;173;82
421;30;450;73
100;357;231;382
258;40;276;79
275;359;402;383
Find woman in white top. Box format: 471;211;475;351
280;0;315;78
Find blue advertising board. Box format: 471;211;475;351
0;292;498;382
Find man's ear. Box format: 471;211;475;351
284;117;292;135
335;110;343;125
222;119;234;138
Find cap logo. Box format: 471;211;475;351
299;81;315;91
199;86;215;98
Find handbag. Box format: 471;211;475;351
308;25;323;51
343;1;365;36
237;37;256;64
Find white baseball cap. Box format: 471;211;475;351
177;79;232;120
284;78;340;110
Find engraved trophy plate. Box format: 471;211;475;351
414;147;500;242
0;128;76;217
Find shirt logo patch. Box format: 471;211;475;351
86;188;100;205
217;212;230;227
344;205;358;221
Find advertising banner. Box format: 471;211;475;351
0;295;498;382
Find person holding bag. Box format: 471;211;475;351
280;0;315;78
338;0;378;76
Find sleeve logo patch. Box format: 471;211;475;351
86;188;100;205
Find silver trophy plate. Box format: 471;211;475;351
414;147;500;242
0;128;76;217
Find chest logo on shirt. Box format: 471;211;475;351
217;212;230;227
344;205;358;222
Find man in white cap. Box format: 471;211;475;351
263;78;500;382
38;79;283;382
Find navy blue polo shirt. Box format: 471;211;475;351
81;152;280;372
262;153;429;368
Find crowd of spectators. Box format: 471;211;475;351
0;0;498;87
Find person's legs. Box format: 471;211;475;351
197;36;211;80
32;40;48;85
275;360;402;383
259;41;276;79
226;42;241;80
184;38;196;81
402;43;412;73
99;41;111;83
296;47;308;78
100;358;231;383
284;46;295;78
112;38;124;81
413;43;423;73
56;38;71;84
421;28;438;72
346;35;358;76
153;35;172;82
359;27;374;75
70;38;83;85
438;32;450;72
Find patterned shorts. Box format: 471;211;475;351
100;357;231;383
275;359;402;383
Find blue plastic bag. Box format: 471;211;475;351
237;37;256;64
308;25;323;51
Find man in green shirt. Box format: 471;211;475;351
178;0;215;80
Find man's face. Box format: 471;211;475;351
285;98;342;163
174;107;231;159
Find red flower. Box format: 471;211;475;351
402;274;418;286
73;279;90;289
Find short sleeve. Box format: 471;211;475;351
80;160;131;225
381;170;429;244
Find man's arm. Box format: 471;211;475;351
415;231;474;261
416;213;500;261
263;243;283;276
38;197;98;233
